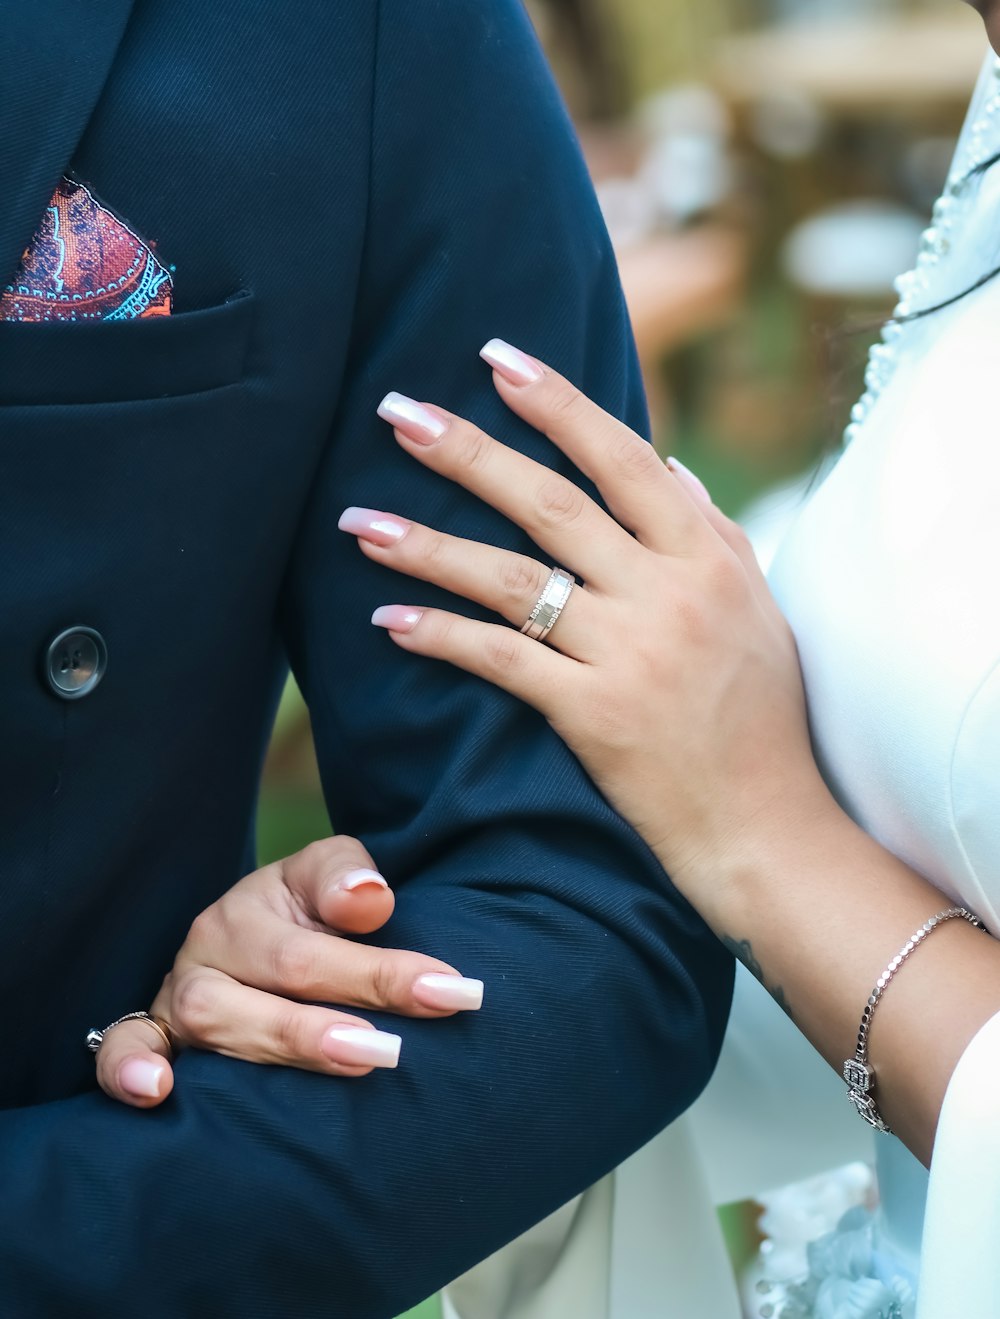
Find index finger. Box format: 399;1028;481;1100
479;339;709;555
376;392;638;589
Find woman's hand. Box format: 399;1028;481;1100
345;342;1000;1169
95;835;483;1108
340;340;833;914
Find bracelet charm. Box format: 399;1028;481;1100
843;906;987;1133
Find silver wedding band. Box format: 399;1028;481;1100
520;568;575;643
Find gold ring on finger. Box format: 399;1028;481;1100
520;567;575;644
85;1010;176;1059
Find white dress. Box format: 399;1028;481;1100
445;50;1000;1319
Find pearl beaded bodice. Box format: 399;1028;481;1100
845;56;1000;448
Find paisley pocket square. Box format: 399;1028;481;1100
0;176;172;322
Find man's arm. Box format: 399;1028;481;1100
0;5;731;1314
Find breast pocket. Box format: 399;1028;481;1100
0;290;255;406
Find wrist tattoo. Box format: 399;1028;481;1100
721;935;794;1020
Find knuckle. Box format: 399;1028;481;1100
185;904;223;955
426;610;458;649
613;435;661;483
419;530;450;573
345;949;405;1011
172;972;218;1038
270;1006;309;1060
270;934;316;992
671;590;710;644
703;549;746;602
484;629;525;675
498;555;544;602
535;475;586;529
544;379;585;427
368;955;398;1009
453;423;491;473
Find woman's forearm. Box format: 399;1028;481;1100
673;785;1000;1166
328;349;1000;1167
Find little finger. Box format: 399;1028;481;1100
666;456;777;611
372;604;572;716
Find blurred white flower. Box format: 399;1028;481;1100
814;1272;913;1319
745;1167;918;1317
807;1206;876;1280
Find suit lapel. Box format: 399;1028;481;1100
0;0;135;293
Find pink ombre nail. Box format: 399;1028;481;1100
413;973;485;1012
480;339;543;386
377;392;448;444
120;1058;166;1099
371;605;424;633
322;1026;401;1068
338;507;411;546
337;868;389;893
666;456;712;505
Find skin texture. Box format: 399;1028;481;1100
101;341;1000;1168
342;343;1000;1167
94;835;483;1107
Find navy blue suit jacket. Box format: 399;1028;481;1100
0;2;733;1314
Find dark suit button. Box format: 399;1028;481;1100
44;627;108;700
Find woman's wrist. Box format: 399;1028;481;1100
658;783;1000;1161
654;769;848;935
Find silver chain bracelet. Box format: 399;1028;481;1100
844;906;988;1133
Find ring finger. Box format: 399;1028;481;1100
337;507;599;658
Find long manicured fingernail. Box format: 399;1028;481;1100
337;868;389;893
372;605;423;633
120;1057;166;1099
480;338;543;386
338;507;411;546
377;392;448;444
322;1026;401;1068
666;456;712;505
413;973;485;1012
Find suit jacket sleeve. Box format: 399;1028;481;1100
0;4;732;1315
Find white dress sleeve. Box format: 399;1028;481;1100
916;1008;1000;1318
